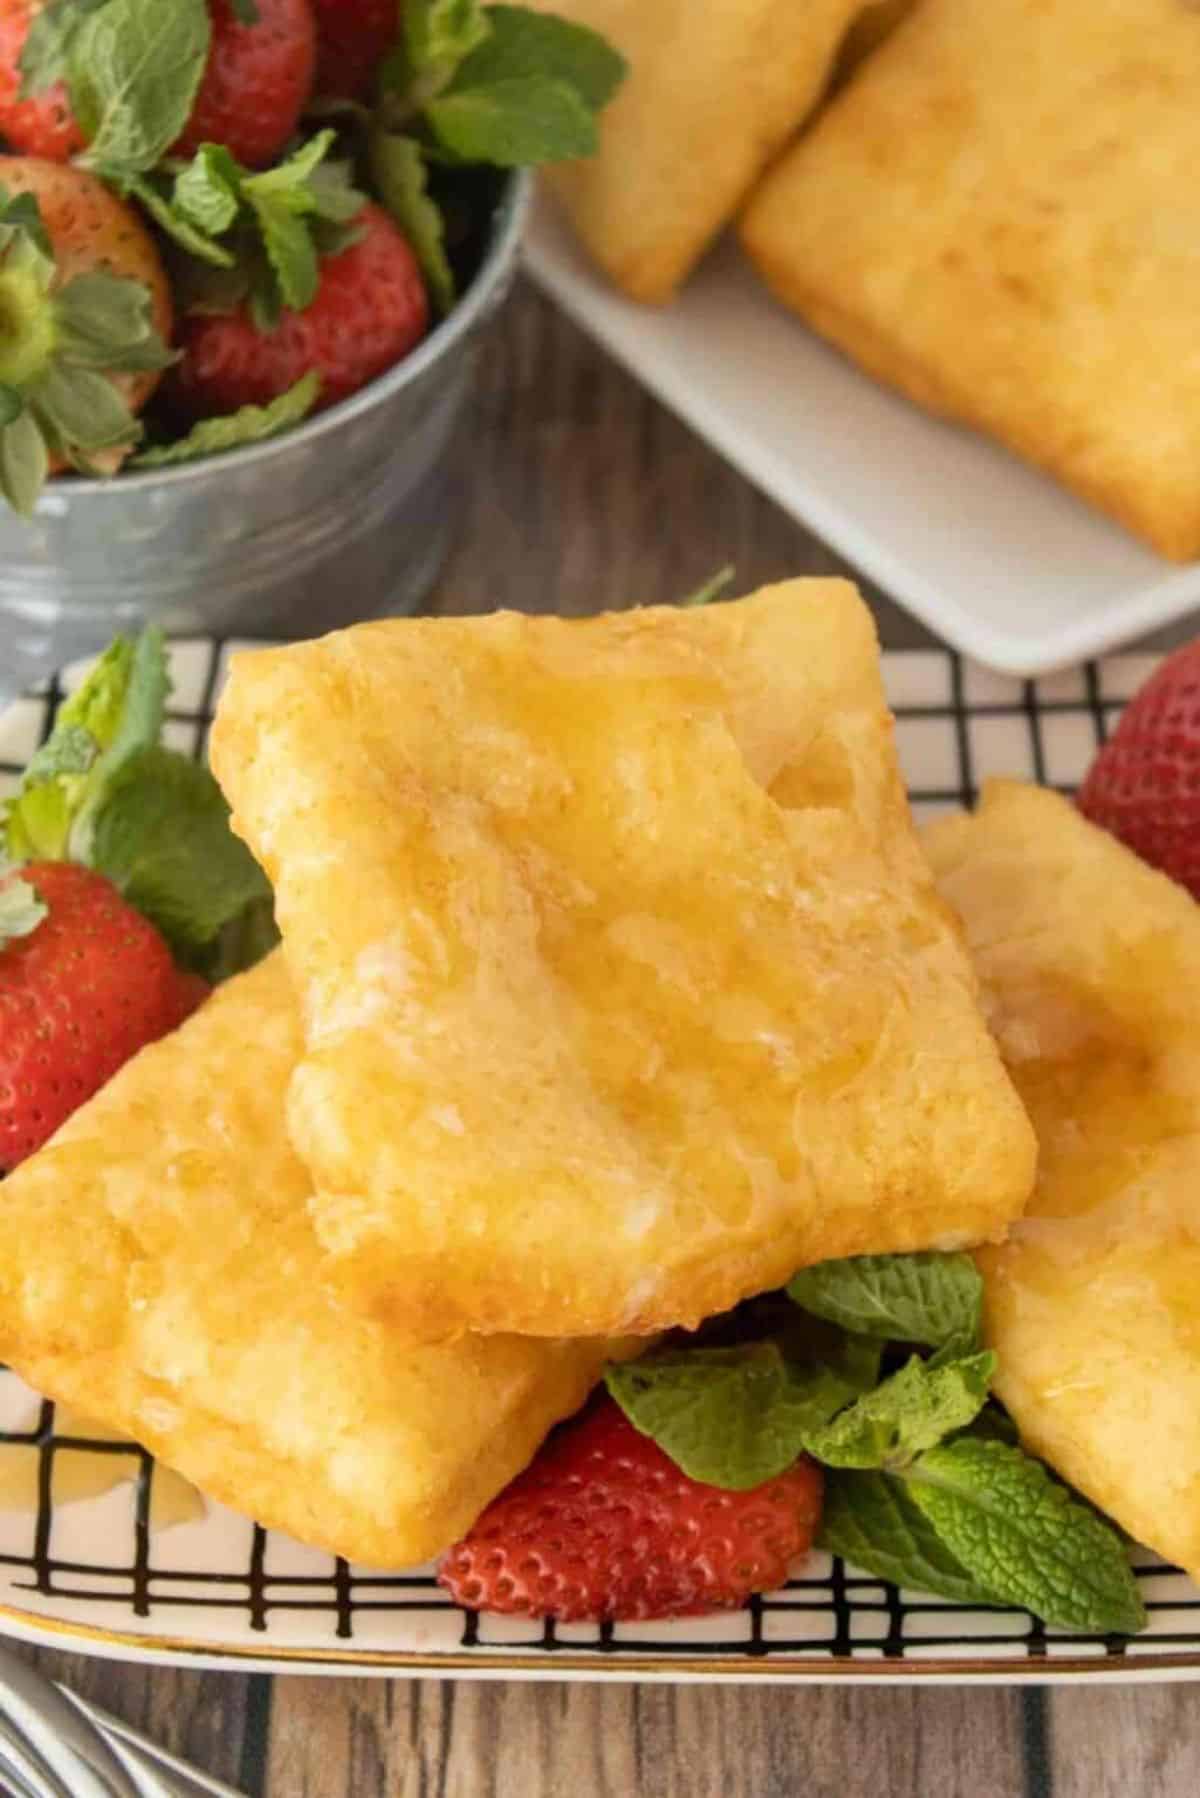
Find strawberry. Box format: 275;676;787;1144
0;159;174;511
0;0;315;171
0;862;207;1172
175;0;318;169
172;200;428;420
1078;639;1200;900
438;1397;823;1622
313;0;398;100
0;1;85;162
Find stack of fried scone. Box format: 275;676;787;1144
0;581;1044;1568
542;0;1200;559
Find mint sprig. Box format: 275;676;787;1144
788;1252;984;1355
141;132;366;330
608;1248;1144;1636
71;0;212;180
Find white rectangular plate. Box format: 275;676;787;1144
1;636;1196;1683
525;189;1200;678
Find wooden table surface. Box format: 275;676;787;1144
10;275;1200;1798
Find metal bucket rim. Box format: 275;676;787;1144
37;168;532;505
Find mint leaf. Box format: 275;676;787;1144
174;144;243;235
229;0;260;21
819;1470;992;1607
88;744;273;955
679;564;735;608
605;1343;807;1490
369;132;454;314
907;1438;1146;1634
191;891;278;982
605;1334;878;1491
239;130;366;316
449;6;626;110
788;1252;984;1355
426;74;596;164
803;1351;994;1470
2;628;169;861
18;0;109;98
405;0;490;79
133;372;320;467
73;0;211;178
0;874;49;949
125;173;238;267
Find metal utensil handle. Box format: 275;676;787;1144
0;1643;247;1798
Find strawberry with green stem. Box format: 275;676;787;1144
312;0;399;100
0;0;316;173
0;626;276;1173
0;158;173;513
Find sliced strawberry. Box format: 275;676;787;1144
1078;639;1200;899
438;1396;823;1622
0;863;207;1172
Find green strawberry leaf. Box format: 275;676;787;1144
0;409;49;517
53;273;178;372
605;1333;879;1491
819;1469;993;1607
426;73;596;165
0;385;23;428
449;7;627;110
31;364;140;450
229;0;260;22
88;744;273;955
2;628;169;861
0;872;49;949
18;0;110;99
405;0;490;81
72;0;211;179
132;372;320;467
802;1351;995;1471
906;1437;1146;1635
0;187;54;263
369;132;454;314
788;1252;984;1355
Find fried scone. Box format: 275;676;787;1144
0;954;635;1568
927;782;1200;1579
533;0;873;303
210;581;1035;1341
742;0;1200;560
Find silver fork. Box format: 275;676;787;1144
0;1642;247;1798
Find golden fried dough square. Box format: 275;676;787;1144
927;782;1200;1580
0;955;633;1568
534;0;873;302
210;582;1035;1341
742;0;1200;559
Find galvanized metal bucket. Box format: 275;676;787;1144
0;172;531;703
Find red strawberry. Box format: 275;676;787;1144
1077;639;1200;899
312;0;398;100
0;1;85;162
176;0;318;169
0;863;207;1172
0;0;315;171
438;1397;823;1622
172;201;428;420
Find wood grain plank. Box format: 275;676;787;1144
1048;1686;1200;1798
20;1643;260;1791
265;1677;1027;1798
